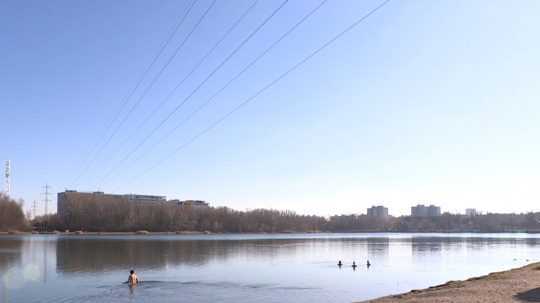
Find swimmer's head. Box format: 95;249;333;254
130;270;135;274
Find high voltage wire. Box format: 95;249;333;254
131;0;329;166
97;0;216;159
93;0;215;182
119;0;391;190
109;0;258;170
70;0;199;188
96;0;289;188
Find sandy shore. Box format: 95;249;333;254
360;262;540;303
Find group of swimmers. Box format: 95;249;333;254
127;259;370;286
337;260;370;270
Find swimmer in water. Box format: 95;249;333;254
338;260;343;267
128;270;139;285
352;261;357;270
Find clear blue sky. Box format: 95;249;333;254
1;0;539;216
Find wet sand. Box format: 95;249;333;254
360;262;540;303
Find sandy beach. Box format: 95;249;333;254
360;262;540;303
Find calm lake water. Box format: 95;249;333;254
1;233;540;303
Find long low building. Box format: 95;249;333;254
168;199;210;209
57;190;209;218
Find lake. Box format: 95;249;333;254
1;233;539;303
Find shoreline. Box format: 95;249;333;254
0;231;216;235
2;230;540;236
0;230;343;238
360;262;540;303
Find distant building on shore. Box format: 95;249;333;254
168;199;210;209
367;205;389;218
57;191;166;218
411;204;441;217
57;190;209;218
465;208;478;216
124;193;166;203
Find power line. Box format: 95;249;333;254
98;0;217;158
70;0;199;188
89;0;214;186
124;0;391;188
110;0;258;171
131;0;329;166
90;0;217;189
97;0;288;188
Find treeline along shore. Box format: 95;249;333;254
0;193;27;231
2;193;540;233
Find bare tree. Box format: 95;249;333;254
0;193;28;231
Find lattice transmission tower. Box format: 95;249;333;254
4;160;10;195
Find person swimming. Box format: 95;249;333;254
352;261;357;269
366;260;371;267
128;270;139;285
338;260;343;267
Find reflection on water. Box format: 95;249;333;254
367;237;389;259
1;234;540;303
411;237;443;254
0;238;22;303
0;236;57;302
0;238;22;272
56;239;314;273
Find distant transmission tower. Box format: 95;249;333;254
33;200;38;219
42;184;52;216
4;160;11;195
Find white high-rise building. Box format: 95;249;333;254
411;204;441;217
367;205;389;218
466;208;478;216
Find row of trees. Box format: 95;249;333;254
395;213;540;232
35;193;540;233
39;194;326;233
325;214;398;232
37;206;326;233
4;192;540;233
327;213;540;233
0;193;28;231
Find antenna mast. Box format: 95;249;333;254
4;160;11;195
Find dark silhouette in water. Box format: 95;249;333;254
366;260;371;267
128;270;139;285
337;260;342;267
352;261;357;270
